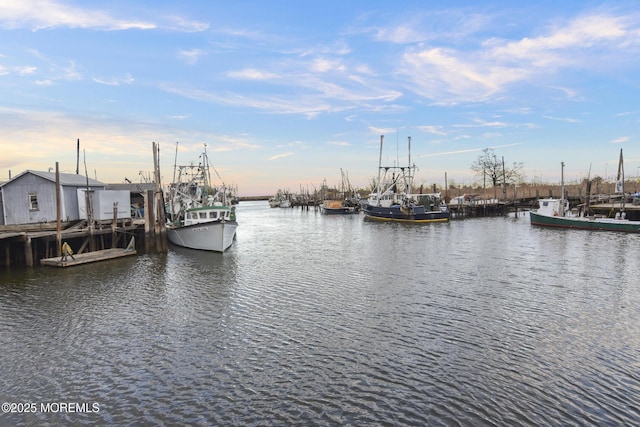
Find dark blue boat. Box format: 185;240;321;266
363;202;449;222
363;135;450;223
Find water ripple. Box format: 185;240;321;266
2;205;640;425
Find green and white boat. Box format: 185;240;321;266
166;145;237;252
530;198;640;232
530;150;640;233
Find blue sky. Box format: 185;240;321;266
1;1;639;196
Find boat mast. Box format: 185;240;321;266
584;163;592;217
376;135;384;206
172;142;179;188
202;143;211;189
616;148;625;213
170;142;179;222
407;136;412;194
560;161;565;217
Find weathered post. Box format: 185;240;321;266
55;162;62;258
24;236;33;268
144;189;155;251
112;202;118;248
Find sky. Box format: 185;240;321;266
1;0;639;196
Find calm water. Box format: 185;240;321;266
1;201;640;426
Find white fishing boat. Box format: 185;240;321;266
268;190;292;208
279;199;292;208
268;197;281;208
166;145;238;252
530;150;640;233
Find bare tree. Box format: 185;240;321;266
471;148;523;199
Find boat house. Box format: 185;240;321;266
0;170;105;226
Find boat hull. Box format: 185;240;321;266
530;211;640;233
363;204;450;223
320;206;360;215
167;220;238;251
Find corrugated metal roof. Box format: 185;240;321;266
0;170;105;188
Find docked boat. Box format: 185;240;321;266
279;199;292;208
320;171;361;215
530;151;640;233
268;197;281;208
268;190;292;208
320;199;360;214
362;135;450;223
166;145;238;251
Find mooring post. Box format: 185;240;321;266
145;189;155;251
24;237;33;268
112;202;118;248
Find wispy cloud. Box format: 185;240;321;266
610;136;629;144
396;11;640;104
0;1;155;30
454;118;510;128
93;73;134;86
210;135;261;152
615;111;639;117
0;64;37;76
489;14;636;66
178;49;206;65
368;127;396;136
542;115;580;123
15;65;36;75
368;9;490;44
160;83;335;118
159;69;402;118
0;105;256;182
2;50;82;83
415;142;523;158
0;0;206;32
418;125;447;135
311;57;346;73
269;152;294;160
227;68;280;80
165;16;209;33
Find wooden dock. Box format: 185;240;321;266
40;248;137;267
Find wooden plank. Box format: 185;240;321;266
40;248;137;267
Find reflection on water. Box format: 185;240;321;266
1;202;640;425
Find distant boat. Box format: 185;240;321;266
279;199;292;208
268;190;292;208
320;199;360;214
166;145;238;251
362;135;450;223
320;170;361;215
268;197;280;208
530;150;640;233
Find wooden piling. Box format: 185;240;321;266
24;236;33;267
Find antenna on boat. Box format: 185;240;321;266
616;148;625;214
170;142;179;222
201;143;213;189
560;161;565;217
172;142;179;184
376;135;384;206
408;136;412;194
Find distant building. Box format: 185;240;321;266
0;170;105;226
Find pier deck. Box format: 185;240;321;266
40;248;137;267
